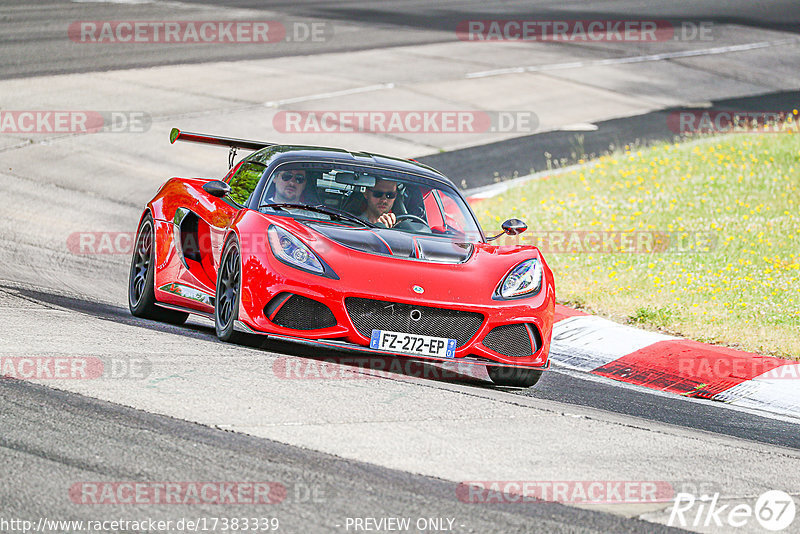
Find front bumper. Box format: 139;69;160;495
234;321;551;370
237;275;553;370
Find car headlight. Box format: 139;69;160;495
496;258;543;299
268;225;325;275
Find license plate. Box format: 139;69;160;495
370;330;456;358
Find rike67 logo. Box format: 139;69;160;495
669;490;796;531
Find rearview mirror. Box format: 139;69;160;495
335;172;376;187
203;180;231;198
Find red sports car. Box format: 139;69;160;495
128;128;555;387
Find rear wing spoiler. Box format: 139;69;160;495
170;128;276;166
169;128;274;150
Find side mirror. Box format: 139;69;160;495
488;218;528;241
203;180;231;198
502;218;527;235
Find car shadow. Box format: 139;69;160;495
5;283;494;388
255;336;492;387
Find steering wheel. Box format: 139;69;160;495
395;214;430;228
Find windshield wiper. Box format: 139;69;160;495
259;203;376;228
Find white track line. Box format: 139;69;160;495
551;364;800;424
467;38;800;78
265;83;395;108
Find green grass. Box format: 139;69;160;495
477;130;800;360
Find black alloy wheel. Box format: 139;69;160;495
128;213;188;325
215;237;247;343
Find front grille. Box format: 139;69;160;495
482;324;538;357
344;297;483;347
268;294;337;330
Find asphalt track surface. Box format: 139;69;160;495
2;1;800;533
6;282;800;450
3;0;799;79
1;378;679;534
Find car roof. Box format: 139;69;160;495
249;145;457;189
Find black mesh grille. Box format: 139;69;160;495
269;295;337;330
344;297;483;347
482;324;536;357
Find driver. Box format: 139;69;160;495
267;169;306;203
360;178;398;228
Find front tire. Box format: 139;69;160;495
488;366;543;388
215;236;247;343
128;213;188;325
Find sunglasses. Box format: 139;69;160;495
369;190;397;199
280;172;306;184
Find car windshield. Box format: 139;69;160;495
256;162;483;241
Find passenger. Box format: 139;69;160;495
360;178;398;228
